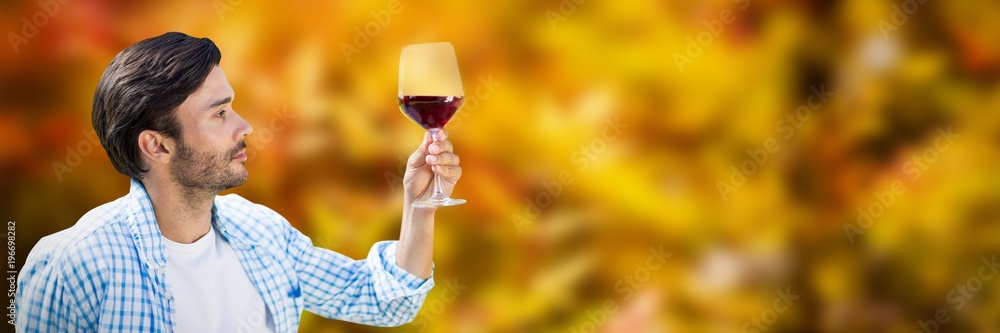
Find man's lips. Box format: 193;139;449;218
232;150;247;161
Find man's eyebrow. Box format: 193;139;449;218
206;96;233;110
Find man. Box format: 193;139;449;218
16;32;462;332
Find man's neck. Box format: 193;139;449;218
141;175;216;244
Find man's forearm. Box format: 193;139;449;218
395;200;435;279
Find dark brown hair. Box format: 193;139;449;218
92;32;221;180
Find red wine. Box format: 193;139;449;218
398;95;464;130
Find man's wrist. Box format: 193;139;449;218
403;198;436;220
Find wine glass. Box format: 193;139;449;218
398;42;467;208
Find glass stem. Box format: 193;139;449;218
429;129;446;200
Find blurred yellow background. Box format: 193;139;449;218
2;0;1000;332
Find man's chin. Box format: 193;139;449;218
215;166;248;191
230;169;249;188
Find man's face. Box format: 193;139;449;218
169;66;253;192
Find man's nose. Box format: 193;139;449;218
234;111;253;140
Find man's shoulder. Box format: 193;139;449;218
215;193;286;221
16;199;133;324
26;198;132;274
214;193;291;241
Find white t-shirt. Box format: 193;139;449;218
163;225;275;333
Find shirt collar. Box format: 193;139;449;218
122;179;167;270
123;178;255;270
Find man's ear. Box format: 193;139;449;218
138;130;176;166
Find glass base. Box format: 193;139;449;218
412;197;466;208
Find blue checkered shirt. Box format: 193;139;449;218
16;179;434;332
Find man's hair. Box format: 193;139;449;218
92;32;221;180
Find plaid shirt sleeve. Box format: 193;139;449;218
16;231;108;332
282;217;435;326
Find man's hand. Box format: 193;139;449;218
396;129;460;279
402;129;462;209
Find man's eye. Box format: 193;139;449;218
216;110;227;118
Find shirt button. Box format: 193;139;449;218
164;290;172;299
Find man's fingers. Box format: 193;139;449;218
407;130;455;168
426;152;459;166
428;140;453;154
433;165;462;182
407;132;434;167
